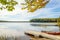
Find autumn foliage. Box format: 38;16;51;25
22;0;50;12
0;0;50;12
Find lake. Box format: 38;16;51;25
0;22;59;40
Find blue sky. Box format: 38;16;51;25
0;0;60;21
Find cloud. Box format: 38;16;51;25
0;0;60;21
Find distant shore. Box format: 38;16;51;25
0;21;57;23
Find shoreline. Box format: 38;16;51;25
0;21;57;23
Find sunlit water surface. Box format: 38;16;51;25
0;23;59;40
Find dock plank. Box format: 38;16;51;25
25;31;60;40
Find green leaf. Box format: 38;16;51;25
0;0;18;11
6;5;15;11
0;8;3;10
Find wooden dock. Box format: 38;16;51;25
30;37;52;40
25;31;60;40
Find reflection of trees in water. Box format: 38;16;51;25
30;23;59;32
30;24;57;26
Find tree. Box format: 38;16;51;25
21;0;50;12
57;17;60;31
0;0;18;11
57;17;60;27
0;0;50;12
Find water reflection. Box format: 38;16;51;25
30;23;60;32
0;23;59;40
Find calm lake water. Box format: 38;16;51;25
0;22;59;40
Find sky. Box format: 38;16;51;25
0;0;60;21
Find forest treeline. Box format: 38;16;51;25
30;18;60;23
